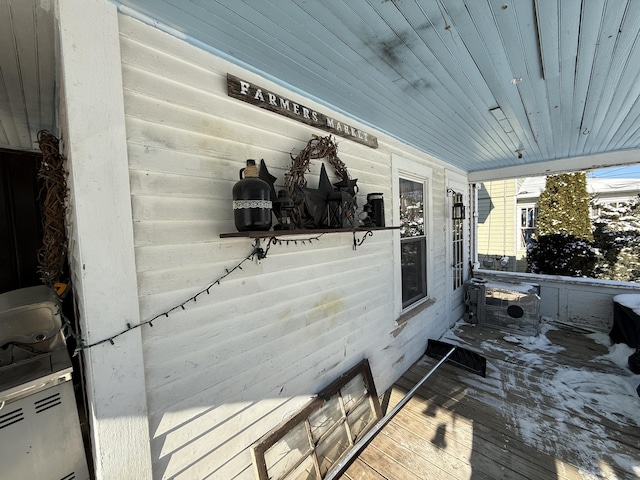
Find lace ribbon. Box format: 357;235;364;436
233;200;272;209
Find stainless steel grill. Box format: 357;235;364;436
0;286;90;480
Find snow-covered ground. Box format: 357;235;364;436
438;322;640;479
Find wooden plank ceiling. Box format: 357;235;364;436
113;0;640;174
0;0;55;152
3;0;640;175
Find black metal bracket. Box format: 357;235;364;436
253;238;269;263
353;230;373;250
255;236;306;262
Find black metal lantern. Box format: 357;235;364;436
273;190;295;230
447;188;466;220
327;190;355;228
452;193;466;220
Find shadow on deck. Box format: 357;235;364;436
340;322;640;480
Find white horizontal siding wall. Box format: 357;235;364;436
118;13;459;480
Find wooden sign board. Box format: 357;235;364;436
227;74;378;149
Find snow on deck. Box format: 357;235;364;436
341;321;640;480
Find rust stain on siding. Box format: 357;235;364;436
304;293;346;326
313;292;345;317
278;307;293;325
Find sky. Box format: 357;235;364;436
589;164;640;179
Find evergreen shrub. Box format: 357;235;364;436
527;233;596;277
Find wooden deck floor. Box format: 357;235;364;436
340;322;640;480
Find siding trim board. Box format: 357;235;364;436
57;1;153;478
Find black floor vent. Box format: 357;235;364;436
60;472;76;480
0;407;24;430
35;392;62;414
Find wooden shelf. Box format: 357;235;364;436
220;226;399;239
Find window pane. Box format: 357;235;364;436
316;423;351;476
309;396;342;443
520;207;538;228
340;373;367;413
264;422;312;479
521;228;535;247
284;456;320;480
519;207;538;248
400;178;424;238
401;238;427;307
347;399;376;441
529;207;538;228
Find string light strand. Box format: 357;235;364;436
72;234;323;354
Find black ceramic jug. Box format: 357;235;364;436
232;159;272;231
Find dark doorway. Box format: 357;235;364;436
0;149;43;294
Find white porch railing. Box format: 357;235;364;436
473;269;640;331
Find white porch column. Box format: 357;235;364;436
56;0;153;478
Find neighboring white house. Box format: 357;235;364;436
478;176;640;273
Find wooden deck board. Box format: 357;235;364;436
338;322;640;479
387;386;587;480
342;459;386;480
400;360;640;447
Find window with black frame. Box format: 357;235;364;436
399;177;427;308
520;206;538;248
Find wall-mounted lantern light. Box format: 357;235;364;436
447;188;466;220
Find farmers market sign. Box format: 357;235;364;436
227;74;378;149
